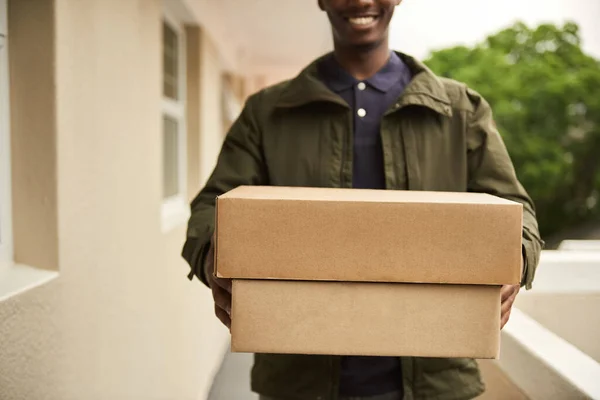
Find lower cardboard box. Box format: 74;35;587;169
231;280;501;359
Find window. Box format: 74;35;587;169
0;0;58;298
222;75;242;135
161;10;189;231
0;0;12;270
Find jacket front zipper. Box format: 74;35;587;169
339;111;353;188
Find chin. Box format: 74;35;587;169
336;24;388;50
347;36;384;50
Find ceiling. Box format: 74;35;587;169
181;0;333;74
222;0;333;68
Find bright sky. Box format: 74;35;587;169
390;0;600;59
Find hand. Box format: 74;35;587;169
205;235;232;330
500;284;520;329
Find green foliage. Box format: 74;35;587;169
425;22;600;237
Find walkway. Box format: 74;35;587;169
208;351;257;400
207;350;527;399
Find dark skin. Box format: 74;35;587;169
318;0;402;80
206;235;232;329
207;0;520;331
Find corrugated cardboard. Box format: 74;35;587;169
231;279;501;358
216;186;523;285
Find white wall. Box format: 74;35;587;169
498;250;600;399
515;251;600;364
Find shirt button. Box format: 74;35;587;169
357;108;367;118
357;82;366;91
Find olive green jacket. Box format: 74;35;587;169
182;52;543;400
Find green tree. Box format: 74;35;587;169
425;21;600;238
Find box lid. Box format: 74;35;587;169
215;186;523;285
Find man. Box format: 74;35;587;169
182;0;543;399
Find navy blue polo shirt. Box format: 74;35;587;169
318;51;412;397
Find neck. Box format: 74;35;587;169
333;39;391;81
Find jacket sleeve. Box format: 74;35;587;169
182;93;268;286
465;89;544;289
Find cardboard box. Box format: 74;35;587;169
216;186;523;285
231;279;501;358
218;186;521;358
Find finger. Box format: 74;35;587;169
501;284;519;302
206;265;232;294
213;284;232;314
501;308;512;329
501;294;515;315
213;277;233;293
500;285;514;302
205;241;232;294
215;304;231;330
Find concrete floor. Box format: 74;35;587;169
478;360;529;400
208;351;257;400
208;351;527;400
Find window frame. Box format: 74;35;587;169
0;0;13;271
161;8;189;232
222;77;242;132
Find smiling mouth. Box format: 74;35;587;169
346;16;378;27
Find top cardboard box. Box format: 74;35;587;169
215;186;523;285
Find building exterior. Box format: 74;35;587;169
0;0;327;398
1;1;598;399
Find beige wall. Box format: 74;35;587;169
198;30;225;185
0;0;229;399
186;26;203;201
516;293;600;363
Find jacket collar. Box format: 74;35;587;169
319;51;409;93
276;51;453;117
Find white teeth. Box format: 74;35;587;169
348;16;375;26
